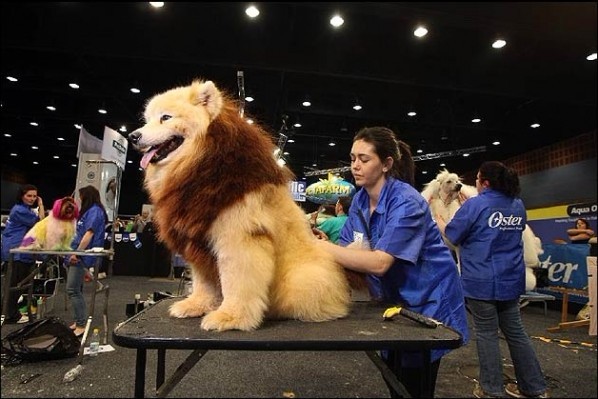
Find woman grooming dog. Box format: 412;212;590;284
1;184;44;323
436;161;548;398
66;185;107;337
317;126;469;397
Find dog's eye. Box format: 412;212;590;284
160;115;172;123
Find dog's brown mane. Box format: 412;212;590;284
148;96;292;261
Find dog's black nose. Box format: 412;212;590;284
456;183;463;191
128;131;141;144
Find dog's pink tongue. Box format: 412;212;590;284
140;149;158;169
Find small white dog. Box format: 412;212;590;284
421;169;477;255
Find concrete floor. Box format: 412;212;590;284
1;275;596;398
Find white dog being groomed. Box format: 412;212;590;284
420;169;478;260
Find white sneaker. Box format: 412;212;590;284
16;314;29;324
97;272;107;280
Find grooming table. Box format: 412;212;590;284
1;248;113;363
113;298;463;398
519;290;556;316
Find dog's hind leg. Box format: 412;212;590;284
169;251;221;318
200;233;275;331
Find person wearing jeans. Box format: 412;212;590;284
437;161;548;398
66;185;107;337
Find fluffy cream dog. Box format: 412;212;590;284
20;196;78;251
128;79;355;331
421;169;477;256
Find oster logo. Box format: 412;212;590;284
488;211;524;230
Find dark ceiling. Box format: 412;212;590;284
1;2;596;214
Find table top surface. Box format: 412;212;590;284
112;298;463;351
9;248;114;257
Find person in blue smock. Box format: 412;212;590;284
318;126;469;398
437;161;548;399
66;185;107;337
1;184;45;323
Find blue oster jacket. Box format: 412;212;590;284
338;177;469;365
70;204;107;267
1;203;40;263
444;188;526;301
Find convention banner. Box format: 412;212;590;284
305;175;356;205
527;202;597;245
101;126;128;170
289;180;307;202
538;243;590;290
536;242;591;304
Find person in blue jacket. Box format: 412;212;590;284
1;184;45;323
318;126;469;398
437;161;548;398
66;185;107;337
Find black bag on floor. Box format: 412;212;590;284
1;316;80;365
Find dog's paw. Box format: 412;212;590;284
169;297;215;318
200;309;261;332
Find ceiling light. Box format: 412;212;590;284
245;5;259;18
74;124;81;129
149;2;164;8
422;170;428;175
53;155;60;159
57;137;65;141
98;108;107;114
4;133;12;137
530;123;540;128
414;26;428;38
6;76;18;82
471;117;481;123
31;146;38;150
328;141;336;147
246;118;254;124
587;52;597;61
69;83;79;89
330;15;344;28
492;39;507;49
46;105;56;111
492;141;501;146
33;161;39;165
462;153;470;157
407;111;417;117
302;96;311;107
440;163;446;167
130;87;140;93
119;125;127;132
353;99;362;111
30;121;38;126
245;95;254;102
10;153;17;157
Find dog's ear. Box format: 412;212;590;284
191;80;223;121
420;179;440;202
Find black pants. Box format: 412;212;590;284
382;350;441;398
3;260;37;320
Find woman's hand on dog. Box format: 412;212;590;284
312;227;329;241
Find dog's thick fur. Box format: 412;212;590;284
20;196;78;251
130;79;353;331
421;169;477;254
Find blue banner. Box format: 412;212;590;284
538;243;590;290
